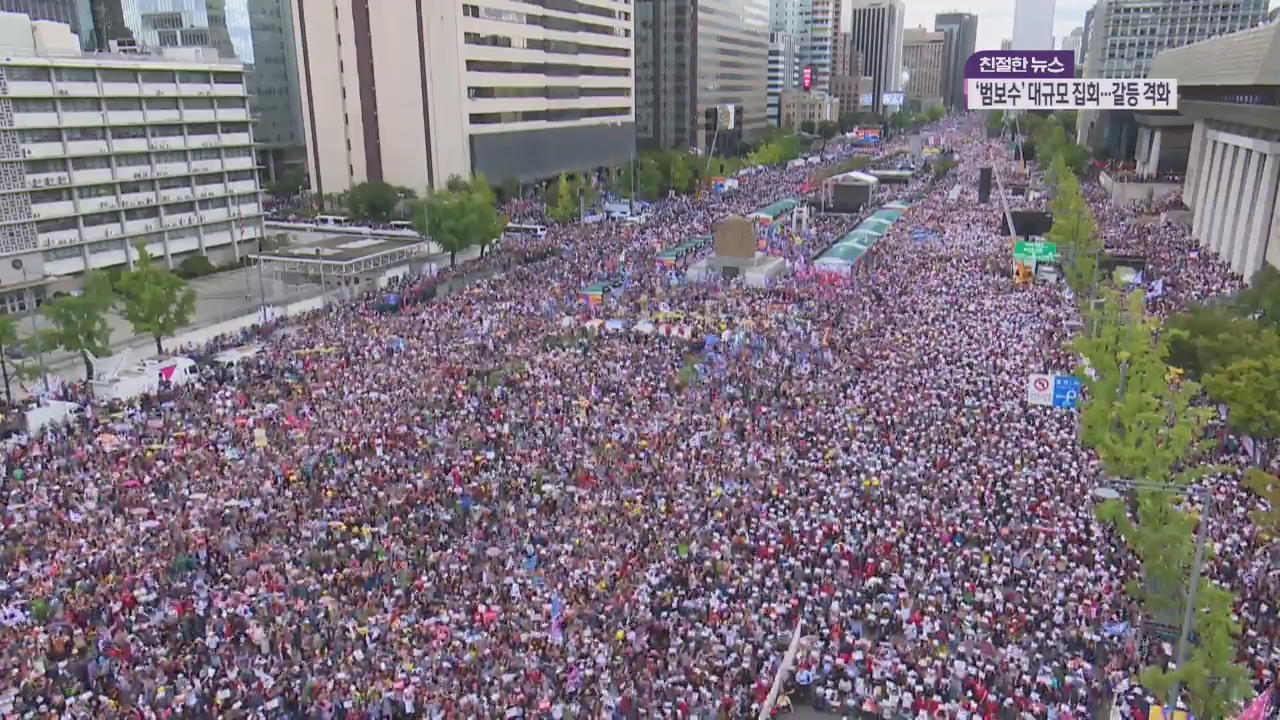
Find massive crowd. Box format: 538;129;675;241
0;118;1274;720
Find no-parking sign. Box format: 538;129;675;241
1027;373;1054;406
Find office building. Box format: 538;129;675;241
1061;26;1083;64
0;0;87;39
845;0;903;114
0;12;264;313
902;27;944;108
934;12;976;111
72;1;305;183
1012;0;1055;50
1151;23;1280;280
637;0;768;153
297;1;635;197
829;71;869;111
780;89;839;129
1081;7;1093;68
768;32;802;125
1079;0;1268;155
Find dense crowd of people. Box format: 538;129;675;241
0;118;1274;720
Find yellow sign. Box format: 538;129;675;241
253;428;267;448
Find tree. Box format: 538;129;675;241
0;314;47;404
1233;265;1280;327
414;182;507;267
1203;355;1280;440
925;104;946;123
669;155;695;195
547;173;577;225
346;181;400;221
1165;308;1280;380
1243;469;1280;537
114;245;197;355
1046;169;1101;295
816;120;839;149
798;119;816;134
266;168;305;199
637;157;663;202
1080;290;1252;715
42;271;114;380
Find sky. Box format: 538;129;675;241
903;0;1277;52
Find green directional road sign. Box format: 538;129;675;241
1013;241;1058;264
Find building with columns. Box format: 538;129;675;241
1148;25;1280;281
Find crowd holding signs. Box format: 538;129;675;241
0;116;1274;720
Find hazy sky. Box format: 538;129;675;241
903;0;1277;52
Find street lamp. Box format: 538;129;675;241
10;259;49;394
1093;478;1213;717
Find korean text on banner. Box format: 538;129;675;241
967;79;1177;111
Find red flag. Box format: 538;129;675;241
1234;684;1273;720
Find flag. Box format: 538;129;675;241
1234;684;1273;720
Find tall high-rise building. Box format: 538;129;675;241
1012;0;1056;50
1061;26;1083;64
0;0;87;38
0;11;265;311
934;12;976;111
297;1;635;196
844;0;903;115
1081;7;1094;68
1078;0;1268;154
637;0;768;153
768;31;802;125
902;27;945;107
1082;0;1268;79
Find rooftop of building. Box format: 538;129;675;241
1150;21;1280;86
252;234;431;275
0;11;243;70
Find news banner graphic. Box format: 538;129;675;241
964;49;1177;111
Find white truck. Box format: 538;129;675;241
24;400;84;434
90;355;200;402
209;345;263;370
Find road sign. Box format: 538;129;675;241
1027;373;1053;406
1014;241;1058;264
1053;375;1082;409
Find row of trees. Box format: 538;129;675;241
1032;114;1270;717
0;247;196;401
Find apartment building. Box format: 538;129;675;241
902;27;944;108
295;0;635;198
0;13;263;313
845;0;903;115
637;0;768;152
934;12;976;111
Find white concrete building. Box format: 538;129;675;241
1061;26;1083;64
0;11;264;313
1152;25;1280;280
293;1;635;198
1012;0;1055;51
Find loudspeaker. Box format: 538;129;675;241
978;167;992;204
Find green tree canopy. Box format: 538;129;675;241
0;314;47;404
1203;355;1280;440
414;181;508;266
42;271;114;380
547;173;577;225
1165;308;1280;379
345;181;402;221
114;245;197;355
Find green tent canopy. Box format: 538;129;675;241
750;198;800;220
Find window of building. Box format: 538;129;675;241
184;97;215;110
140;70;175;84
125;206;160;220
192;149;220;161
72;156;111;170
36;217;76;233
81;212;120;227
158;177;190;190
151;124;184;137
216;97;247;109
197;197;224;210
219;122;250;133
118;181;150;195
188;123;218;135
99;69;136;83
29;188;71;203
145;97;179;110
165;201;196;214
13;98;56;113
77;184;115;199
105;98;143;111
155;151;186;164
5;65;50;82
178;70;209;83
116;153;151;168
44;245;83;261
225;146;252;158
227;170;254;182
55;67;96;82
88;239;123;254
194;173;222;186
111;125;148;139
26;159;64;174
213;72;243;86
18;128;60;143
65;127;106;141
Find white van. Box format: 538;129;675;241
91;356;199;402
25;400;84;434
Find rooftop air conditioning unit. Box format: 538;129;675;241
22;148;30;157
58;89;68;96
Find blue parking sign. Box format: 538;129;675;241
1053;375;1082;409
